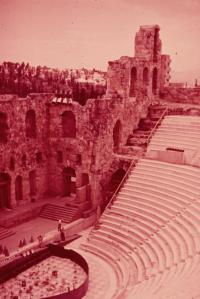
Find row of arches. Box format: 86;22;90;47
129;66;158;96
0;109;37;143
0;109;77;144
0;171;37;209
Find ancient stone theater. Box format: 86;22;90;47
1;25;200;299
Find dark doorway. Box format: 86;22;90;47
0;173;11;209
29;170;37;196
113;120;122;152
15;175;23;201
109;168;126;193
63;167;76;196
129;67;137;96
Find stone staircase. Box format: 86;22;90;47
39;203;81;223
127;105;167;149
0;226;15;241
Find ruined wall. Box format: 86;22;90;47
107;25;169;102
0;24;173;213
160;87;200;104
48;90;150;208
0;94;50;208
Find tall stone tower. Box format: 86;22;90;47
106;25;171;100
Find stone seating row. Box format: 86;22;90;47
80;158;200;297
130;169;200;193
136;159;200;178
162;115;200;124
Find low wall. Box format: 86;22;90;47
146;149;200;168
0;244;89;299
160;87;200;104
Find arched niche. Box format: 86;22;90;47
62;111;76;138
25;110;37;138
129;67;137;96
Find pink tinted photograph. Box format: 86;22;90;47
0;0;200;298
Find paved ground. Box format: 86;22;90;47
0;195;77;254
0;217;58;253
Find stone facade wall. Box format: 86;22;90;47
0;24;173;213
0;94;50;208
48;91;150;208
160;87;200;104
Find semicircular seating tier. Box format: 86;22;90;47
147;115;200;152
79;156;200;299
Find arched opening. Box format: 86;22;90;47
81;173;89;186
143;67;149;85
62;111;76;138
0;173;11;209
15;175;23;201
29;170;37;196
9;157;15;171
63;167;76;196
109;168;126;193
113;120;122;152
25;110;37;138
152;67;158;95
129;67;137;96
0;112;8;143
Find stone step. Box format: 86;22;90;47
0;226;15;240
39;204;80;223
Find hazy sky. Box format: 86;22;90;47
0;0;200;83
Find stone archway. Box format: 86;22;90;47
143;67;149;85
62;111;76;138
63;167;76;196
0;173;11;209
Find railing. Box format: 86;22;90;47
146;106;168;145
97;106;168;223
99;159;136;219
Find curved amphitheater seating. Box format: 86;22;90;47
80;115;200;299
147;115;200;152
